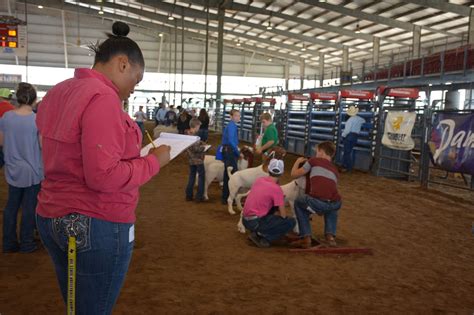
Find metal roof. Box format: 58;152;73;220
8;0;474;70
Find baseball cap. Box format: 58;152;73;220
0;88;12;98
268;158;284;176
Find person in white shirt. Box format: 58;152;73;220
341;106;365;172
134;106;147;135
155;103;168;125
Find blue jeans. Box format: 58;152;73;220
222;146;238;203
186;164;205;200
342;132;358;171
243;212;296;242
294;194;342;237
36;213;134;315
2;184;40;253
0;147;4;168
136;121;145;136
197;129;209;142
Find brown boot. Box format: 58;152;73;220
290;236;312;249
284;232;300;243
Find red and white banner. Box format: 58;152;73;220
387;88;419;99
340;90;374;100
288;94;309;101
310;92;337;101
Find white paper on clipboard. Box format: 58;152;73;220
140;132;200;160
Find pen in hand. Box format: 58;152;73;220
145;130;157;149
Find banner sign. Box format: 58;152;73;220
288;94;308;101
387;88;419;99
310;92;337;101
382;111;417;150
429;112;474;175
340;89;374;100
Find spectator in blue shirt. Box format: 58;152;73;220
221;109;241;204
341;106;365;172
0;83;43;253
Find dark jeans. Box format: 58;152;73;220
135;121;145;136
243;211;296;242
197;129;209;142
0;147;4;168
221;146;238;203
2;184;40;253
343;132;358;171
36;213;134;315
186;164;205;200
294;194;342;237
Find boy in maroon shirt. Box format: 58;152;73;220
290;141;341;248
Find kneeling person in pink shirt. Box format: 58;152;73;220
242;159;296;248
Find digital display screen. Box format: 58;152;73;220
0;23;19;49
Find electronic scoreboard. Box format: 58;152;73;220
0;16;27;57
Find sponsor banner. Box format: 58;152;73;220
382;111;416;150
310;92;337;101
429;112;474;175
387;88;419;99
288;93;308;101
340;89;374;100
254;97;276;104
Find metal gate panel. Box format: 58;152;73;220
335;90;377;172
307;92;338;156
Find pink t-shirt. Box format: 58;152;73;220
243;177;285;218
36;68;160;223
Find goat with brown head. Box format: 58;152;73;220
240;146;254;168
262;146;287;172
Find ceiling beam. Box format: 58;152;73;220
134;0;346;51
219;1;406;47
22;0;314;68
296;0;463;38
400;0;471;17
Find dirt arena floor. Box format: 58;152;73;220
1;128;473;314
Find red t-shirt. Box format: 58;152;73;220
303;157;341;201
0;100;15;118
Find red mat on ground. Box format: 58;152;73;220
289;247;373;255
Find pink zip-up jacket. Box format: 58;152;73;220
36;69;160;223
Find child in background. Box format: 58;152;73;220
0;83;43;253
255;112;278;156
134;105;147;136
185;118;207;202
221;109;241;205
290;141;341;248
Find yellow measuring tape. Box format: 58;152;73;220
67;236;76;315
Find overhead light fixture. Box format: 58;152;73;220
98;10;104;15
355;23;360;34
38;5;44;9
266;21;273;30
268;58;272;62
159;33;163;37
168;14;174;21
236;40;241;46
445;82;452;85
301;45;306;52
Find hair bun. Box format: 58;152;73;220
112;21;130;37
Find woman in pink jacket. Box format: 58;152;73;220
36;22;170;314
